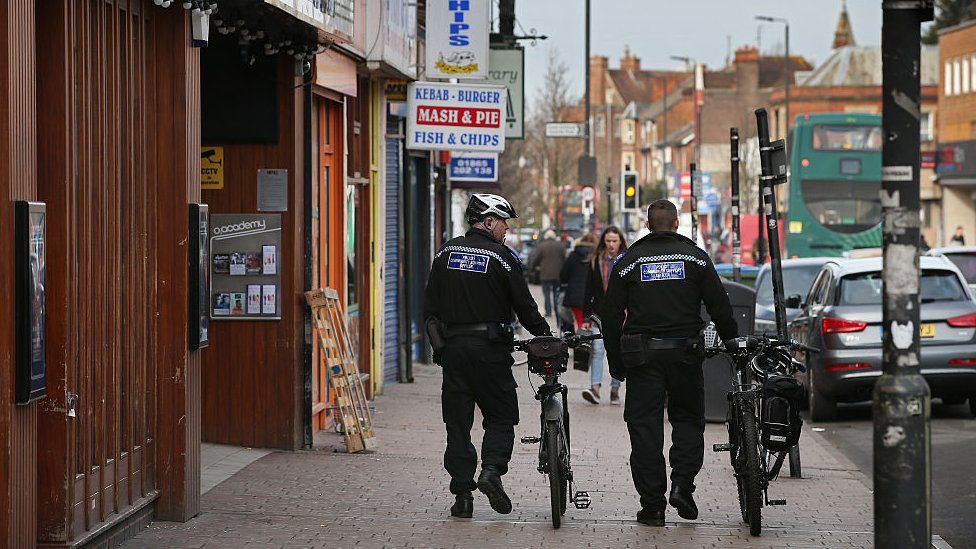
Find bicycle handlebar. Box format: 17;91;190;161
513;332;603;350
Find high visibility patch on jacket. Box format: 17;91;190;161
447;251;489;273
640;261;685;281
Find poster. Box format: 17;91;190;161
230;252;246;275
425;0;489;79
201;146;224;190
15;201;47;404
213;293;231;315
247;285;262;314
230;292;246;316
262;245;277;275
257;169;288;212
262;285;277;315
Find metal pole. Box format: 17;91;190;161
499;0;515;39
690;162;699;246
661;78;669;198
754;108;788;341
584;0;591;158
605;177;612;225
784;22;790;144
730;128;741;282
756;177;766;265
875;2;933;547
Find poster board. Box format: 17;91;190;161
188;204;210;349
210;214;282;320
15;201;47;404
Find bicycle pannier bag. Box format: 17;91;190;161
525;336;569;375
761;375;804;451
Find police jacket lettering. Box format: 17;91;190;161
602;231;738;373
424;228;551;337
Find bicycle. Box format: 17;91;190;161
706;334;817;536
513;330;600;528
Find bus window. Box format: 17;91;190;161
811;125;883;151
802;179;882;234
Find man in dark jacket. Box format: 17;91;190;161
527;230;565;318
424;193;551;520
603;199;738;527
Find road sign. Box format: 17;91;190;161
545;122;584;138
406;81;507;152
449;152;498;182
581;186;595;201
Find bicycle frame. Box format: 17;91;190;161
535;375;570;473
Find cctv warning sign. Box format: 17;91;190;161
201;146;224;190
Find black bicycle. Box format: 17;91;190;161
513;331;599;528
706;335;816;536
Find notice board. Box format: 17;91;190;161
209;214;282;320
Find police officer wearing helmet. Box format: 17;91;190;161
603;199;738;527
424;193;551;519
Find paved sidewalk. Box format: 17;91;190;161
125;359;879;548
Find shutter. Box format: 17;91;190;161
383;136;402;384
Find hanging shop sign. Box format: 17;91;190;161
201;146;224;190
406;81;507;152
464;47;524;139
209;214;283;321
15;201;47;404
264;0;354;41
449;152;498;182
425;0;490;79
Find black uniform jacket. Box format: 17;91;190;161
424;228;551;337
603;231;738;377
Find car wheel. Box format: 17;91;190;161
808;366;837;423
970;398;976;418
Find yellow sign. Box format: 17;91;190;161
920;323;935;338
201;146;224;190
789;221;803;234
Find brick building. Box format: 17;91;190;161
936;19;976;246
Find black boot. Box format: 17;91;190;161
450;491;473;518
477;465;513;514
668;486;699;520
636;508;665;526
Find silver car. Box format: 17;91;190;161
789;256;976;422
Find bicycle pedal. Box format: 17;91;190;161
520;436;540;444
767;499;787;506
712;443;732;452
572;491;591;509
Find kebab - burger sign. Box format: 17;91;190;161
406;81;507;153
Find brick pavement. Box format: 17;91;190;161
125;356;881;549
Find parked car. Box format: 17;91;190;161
927;246;976;294
789;256;976;421
753;258;834;334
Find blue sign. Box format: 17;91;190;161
449;153;498;182
640;261;685;282
447;251;489;273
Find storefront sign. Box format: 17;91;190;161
936;140;976;183
425;0;489;79
210;214;283;321
265;0;354;41
201;146;224;190
15;201;47;404
406;81;506;152
449;152;498;182
464;47;524;139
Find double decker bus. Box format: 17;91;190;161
555;185;599;237
786;113;883;257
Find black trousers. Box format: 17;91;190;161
623;347;705;511
440;337;519;495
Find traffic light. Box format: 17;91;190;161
621;171;639;211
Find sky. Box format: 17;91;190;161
512;0;900;110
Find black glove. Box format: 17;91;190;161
609;365;626;382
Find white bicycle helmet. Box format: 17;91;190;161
465;193;519;224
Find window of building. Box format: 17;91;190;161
622;119;635;145
972;55;976;92
953;59;962;96
622;152;635;171
596;115;605;137
963;58;970;94
614;116;621;138
921;111;933;141
946;60;953;96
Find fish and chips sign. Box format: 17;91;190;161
426;0;490;79
406;82;506;153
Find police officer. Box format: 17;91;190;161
603;199;738;526
424;193;551;519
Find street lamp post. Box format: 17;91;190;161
671;55;702;244
755;16;790;142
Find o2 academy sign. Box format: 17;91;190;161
406;81;507;153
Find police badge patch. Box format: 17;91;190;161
447;251;489;273
640;261;685;281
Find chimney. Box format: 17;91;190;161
734;46;760;93
590;55;609;106
620;45;641;72
832;0;856;49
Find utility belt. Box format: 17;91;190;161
619;332;704;368
426;319;514;354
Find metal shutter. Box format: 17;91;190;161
383;136;401;384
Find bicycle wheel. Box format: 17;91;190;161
741;407;763;536
545;420;565;528
728;406;748;523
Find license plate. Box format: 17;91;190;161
920;323;935;338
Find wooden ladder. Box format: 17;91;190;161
306;288;377;453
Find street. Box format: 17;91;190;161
815;402;976;549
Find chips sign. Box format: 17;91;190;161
406;82;506;153
426;0;490;79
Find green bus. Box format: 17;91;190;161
785;113;882;258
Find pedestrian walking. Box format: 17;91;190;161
527;229;566;318
559;233;597;329
603;199;739;527
581;226;628;406
423;193;551;520
950;225;966;246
